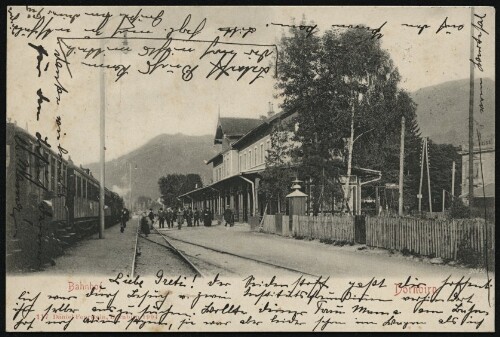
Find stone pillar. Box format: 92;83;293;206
230;191;235;209
247;189;252;216
254;177;260;216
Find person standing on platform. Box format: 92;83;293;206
120;208;129;233
193;207;200;226
140;212;150;236
165;208;170;228
166;208;173;228
183;207;188;226
148;209;155;229
177;207;184;229
158;208;165;229
203;207;212;227
186;207;193;227
224;206;234;227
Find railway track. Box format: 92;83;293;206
131;225;203;277
130;218;141;277
153;229;317;277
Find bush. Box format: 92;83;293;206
456;245;483;267
450;198;471;219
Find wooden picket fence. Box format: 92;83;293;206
293;215;354;242
262;214;277;234
261;214;354;242
366;216;495;262
282;215;290;236
261;214;493;266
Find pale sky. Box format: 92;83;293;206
7;6;495;165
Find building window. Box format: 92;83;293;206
243;153;246;170
239;155;242;172
76;176;81;197
63;165;67;190
248;150;252;168
44;151;50;188
260;143;264;163
51;157;56;191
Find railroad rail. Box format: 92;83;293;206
130;217;141;278
156;230;317;277
131;226;205;277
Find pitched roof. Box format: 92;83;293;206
460;183;495;198
215;117;263;142
231;110;296;149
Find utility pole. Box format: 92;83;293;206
129;163;132;210
442;189;446;212
398;116;405;216
425;138;432;215
417;138;425;212
451;161;456;198
344;97;356;214
468;6;475;208
99;37;106;239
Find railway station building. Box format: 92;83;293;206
178;108;381;225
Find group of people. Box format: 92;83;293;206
122;205;237;236
139;207;214;235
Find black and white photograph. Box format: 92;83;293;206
5;5;495;332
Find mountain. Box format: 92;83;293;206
86;134;217;201
411;78;495;146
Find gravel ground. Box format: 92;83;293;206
134;232;196;276
160;222;492;279
170;238;302;278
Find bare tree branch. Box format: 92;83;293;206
353;127;375;144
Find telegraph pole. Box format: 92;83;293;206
425;138;432;214
468;6;475;208
398;116;405;216
99;38;106;239
417;138;425;212
451;161;456;198
129;163;132;210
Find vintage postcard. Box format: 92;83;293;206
5;5;495;332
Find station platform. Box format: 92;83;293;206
36;217;139;276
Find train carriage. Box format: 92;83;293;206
67;162;101;234
6;122;124;272
6;122;68;271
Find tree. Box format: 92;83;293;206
183;174;203;195
422;141;462;211
275;19;422;214
260;118;297;213
158;173;203;208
